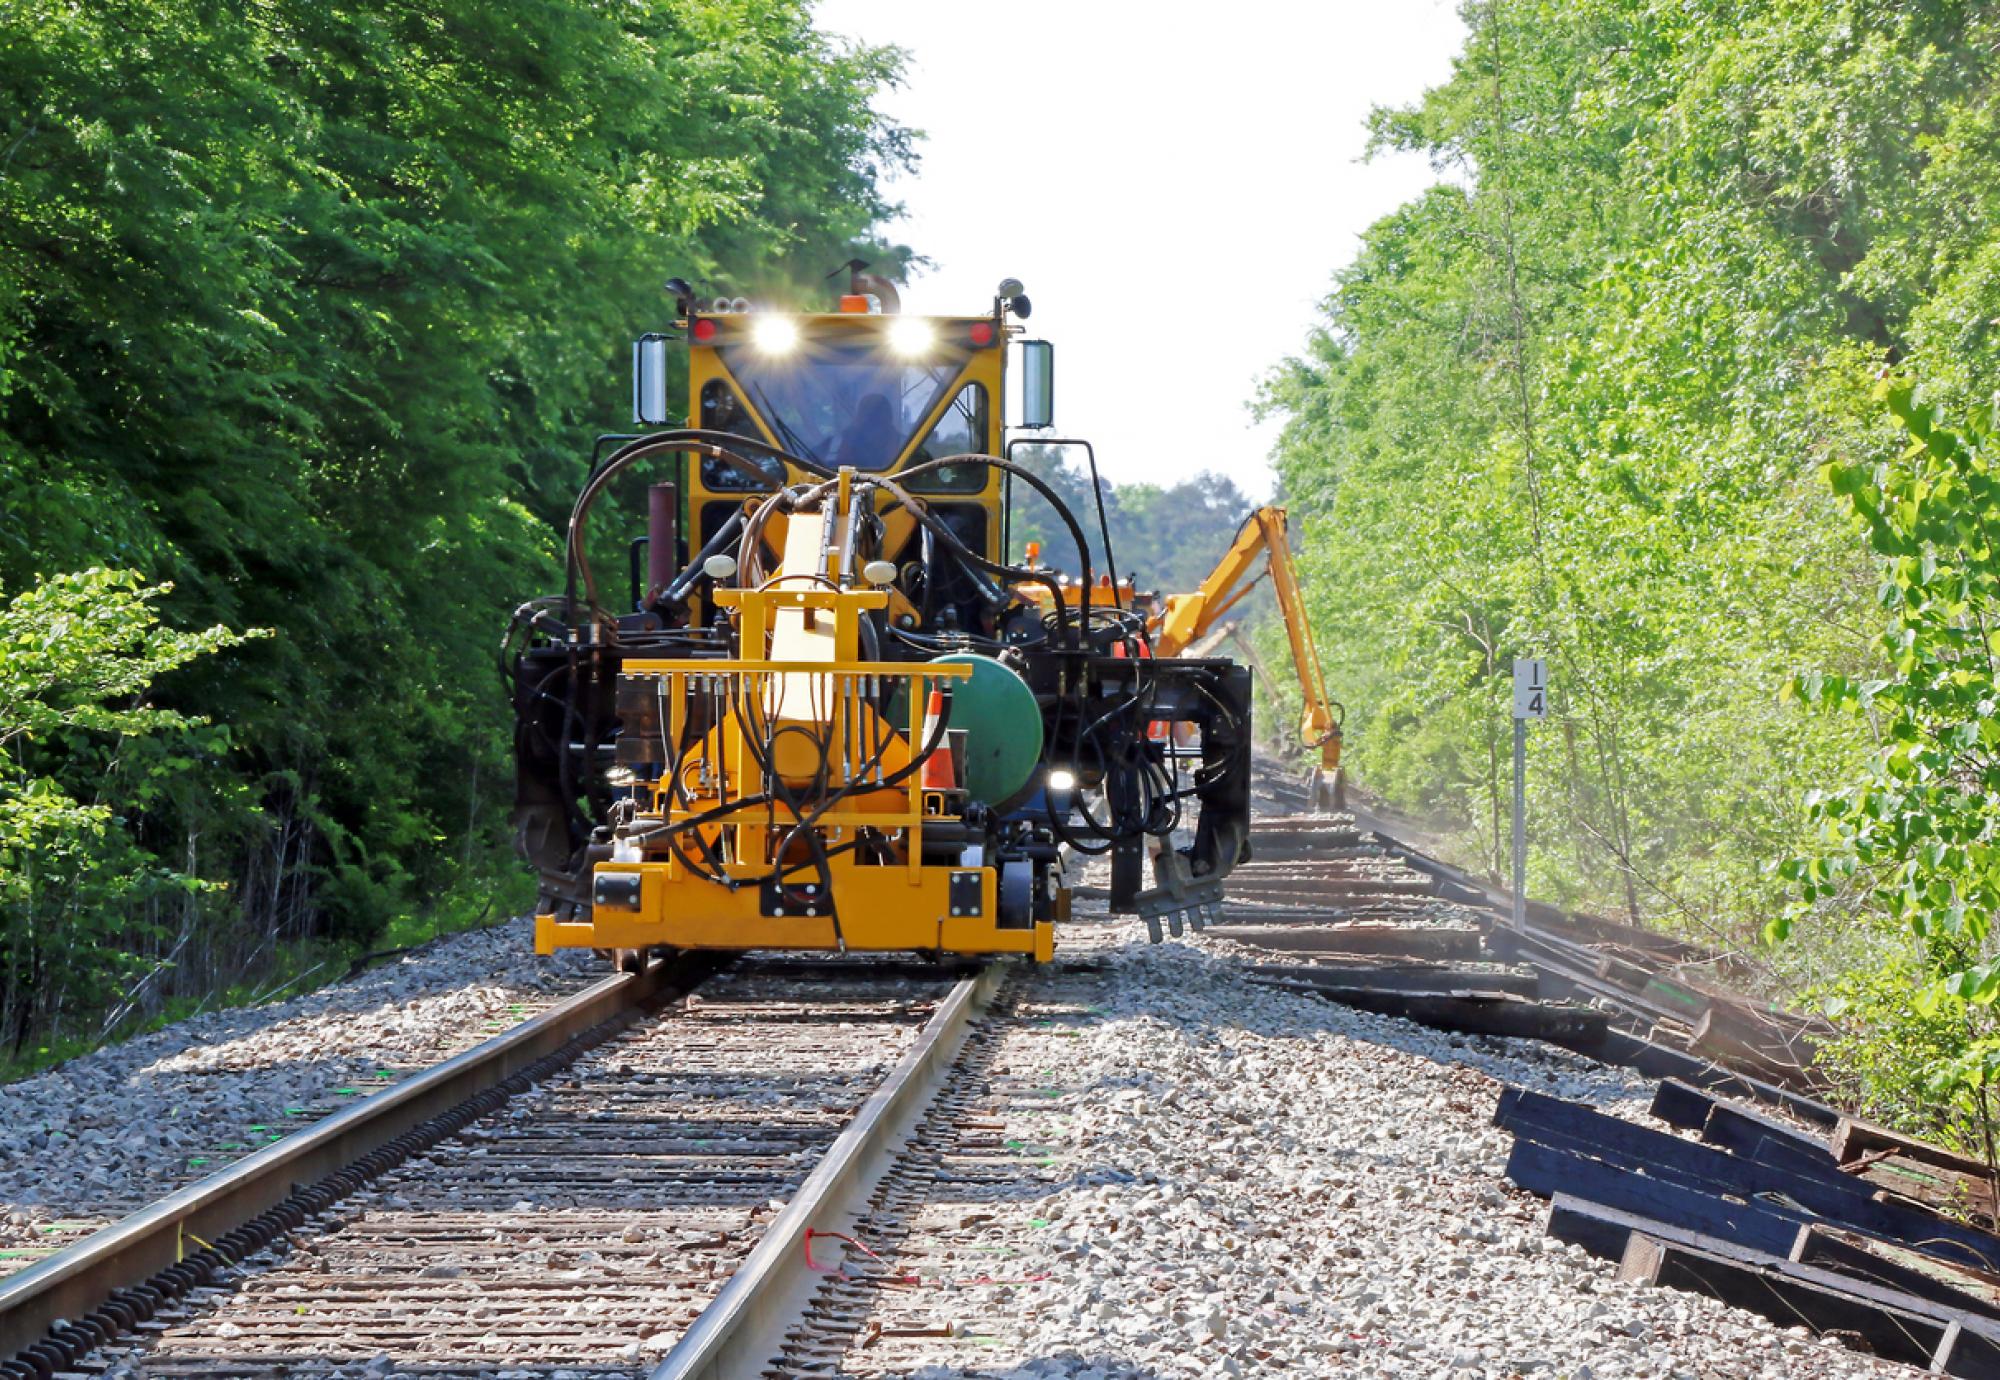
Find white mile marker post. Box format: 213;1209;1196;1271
1511;657;1547;931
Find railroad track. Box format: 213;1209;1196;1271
0;953;1014;1379
4;769;1861;1380
0;951;612;1280
749;972;1079;1379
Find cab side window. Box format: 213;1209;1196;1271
700;379;783;490
904;384;988;493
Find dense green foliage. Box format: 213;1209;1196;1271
1262;0;2000;1128
1787;387;2000;1150
0;570;256;1049
0;0;910;1054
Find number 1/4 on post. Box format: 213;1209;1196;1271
1509;657;1548;929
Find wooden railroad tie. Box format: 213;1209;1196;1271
1499;1078;2000;1378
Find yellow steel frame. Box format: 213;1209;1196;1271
531;654;1051;958
534;865;1051;959
533;524;1055;960
627;655;965;878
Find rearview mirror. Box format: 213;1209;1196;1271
1019;340;1054;429
633;334;671;426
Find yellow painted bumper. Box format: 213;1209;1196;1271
535;861;1054;962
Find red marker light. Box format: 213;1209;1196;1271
691;318;718;343
968;320;996;347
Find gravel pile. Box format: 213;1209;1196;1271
892;931;1900;1379
0;916;594;1271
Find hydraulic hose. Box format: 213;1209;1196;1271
894;453;1100;638
564;429;838;622
870;473;1071;638
657;509;748;608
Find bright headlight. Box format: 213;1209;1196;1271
753;315;799;354
1047;767;1077;792
888;317;935;357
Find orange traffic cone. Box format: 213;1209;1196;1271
920;686;957;789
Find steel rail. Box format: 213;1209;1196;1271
651;959;1008;1380
0;955;709;1373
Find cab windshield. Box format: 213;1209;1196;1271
718;333;968;470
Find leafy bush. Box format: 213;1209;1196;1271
0;570;257;1051
1784;386;2000;1172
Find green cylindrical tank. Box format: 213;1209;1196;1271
929;653;1043;807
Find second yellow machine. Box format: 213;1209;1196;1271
506;274;1255;962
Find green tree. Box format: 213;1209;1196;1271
1784;385;2000;1162
0;0;914;1051
1261;0;1997;970
0;570;256;1049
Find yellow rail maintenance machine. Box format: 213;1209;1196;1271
505;272;1254;963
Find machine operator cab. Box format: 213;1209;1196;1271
632;275;1055;619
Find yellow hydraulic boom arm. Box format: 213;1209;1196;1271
1153;507;1344;805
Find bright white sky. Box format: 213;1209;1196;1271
812;0;1467;497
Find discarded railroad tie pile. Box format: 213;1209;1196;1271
1215;803;1832;1106
1214;786;2000;1375
1499;1081;2000;1377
